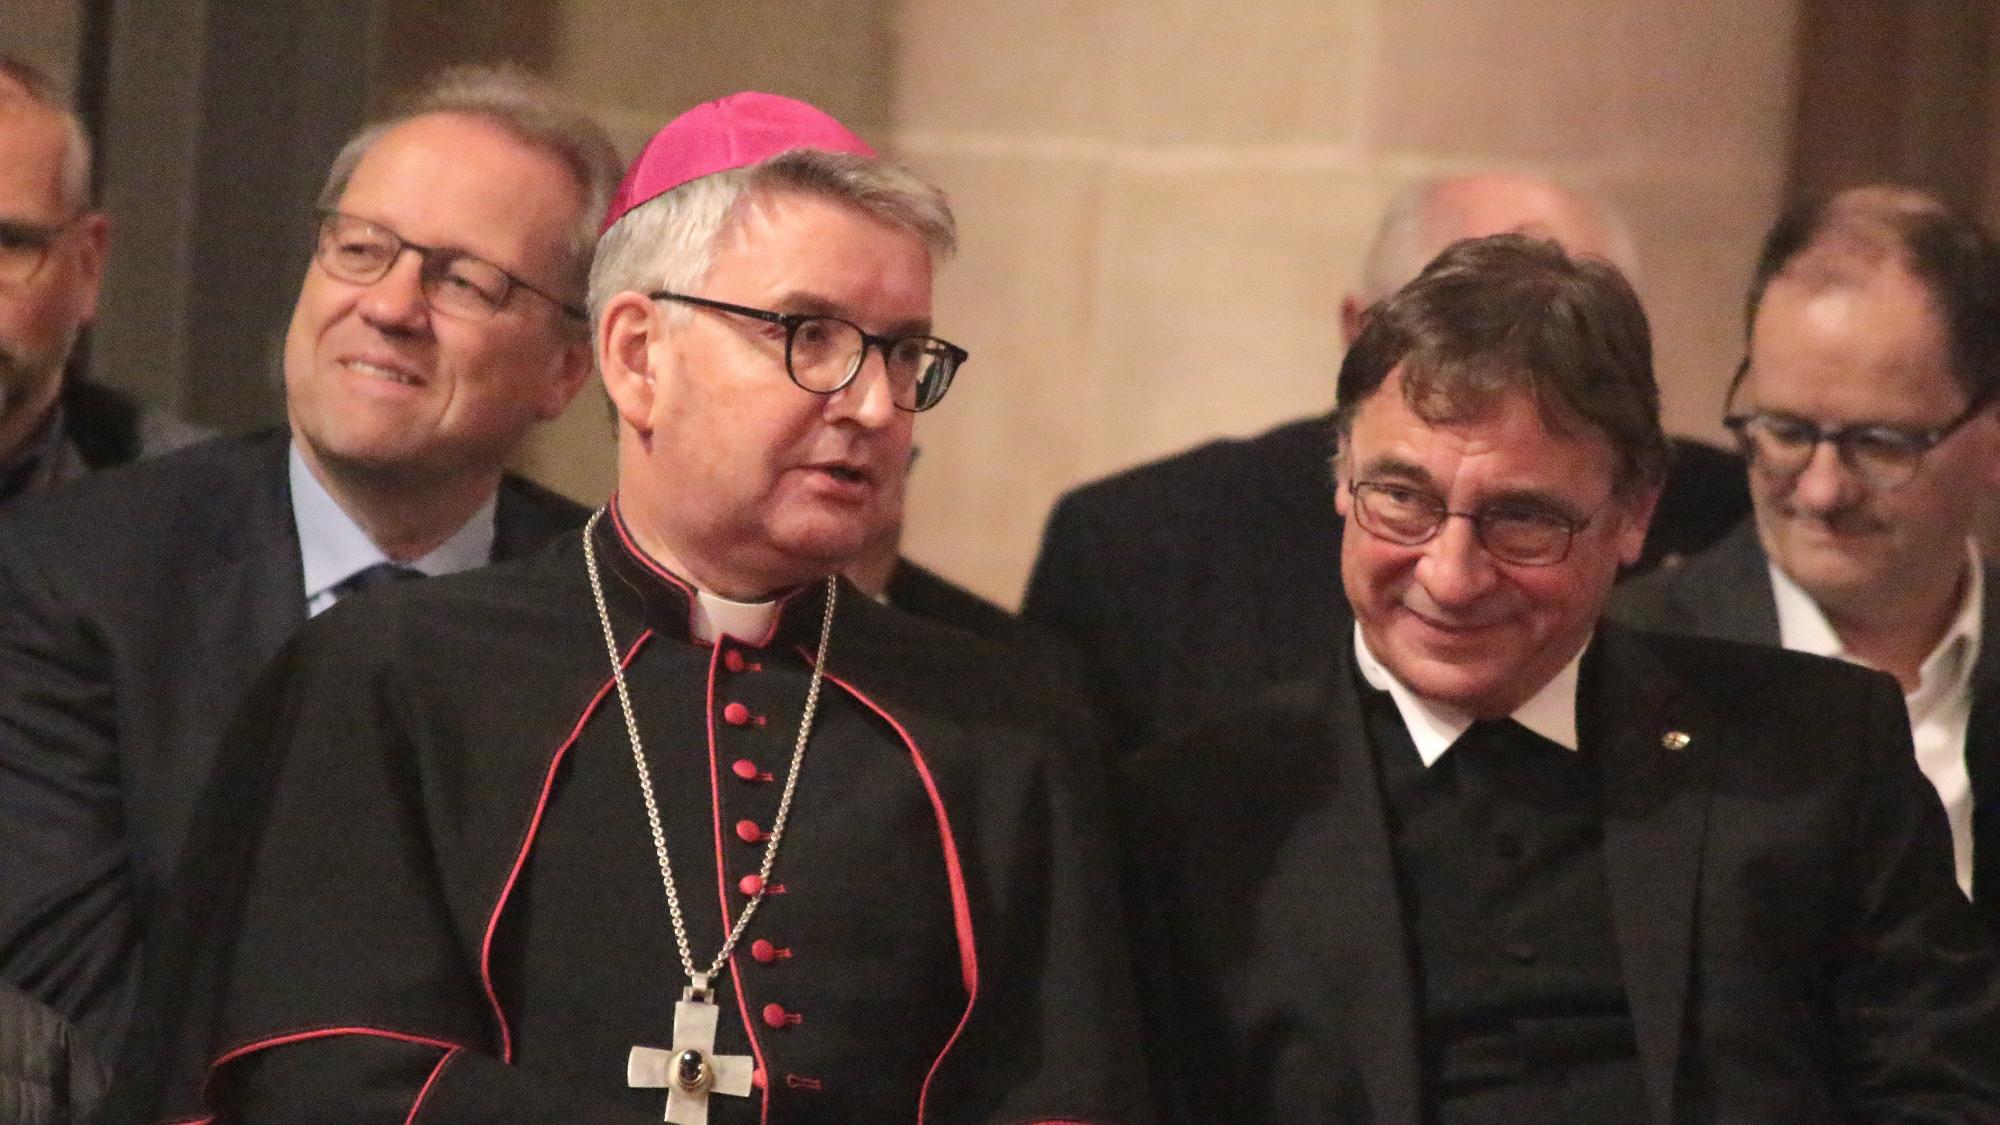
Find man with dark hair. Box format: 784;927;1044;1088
1128;234;2000;1124
0;53;203;505
0;65;615;1058
1024;173;1748;764
1615;185;2000;920
109;91;1144;1125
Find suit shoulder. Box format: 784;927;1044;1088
1605;621;1899;711
0;432;282;555
1606;563;1680;631
1052;415;1332;525
497;472;589;524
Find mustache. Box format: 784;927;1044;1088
1775;499;1887;536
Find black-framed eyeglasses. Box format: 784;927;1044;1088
650;291;965;413
0;212;87;287
1722;359;1998;490
1347;480;1594;566
314;212;585;322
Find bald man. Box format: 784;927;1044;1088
1023;172;1750;759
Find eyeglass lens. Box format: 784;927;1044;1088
785;317;956;411
316;215;514;320
1735;416;1932;489
1353;483;1575;565
0;219;70;286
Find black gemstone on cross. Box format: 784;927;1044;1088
676;1049;712;1093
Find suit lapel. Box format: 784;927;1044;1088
149;434;307;872
1969;563;2000;907
1671;521;1780;646
1585;625;1714;1125
1318;647;1423;1125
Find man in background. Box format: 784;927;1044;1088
0;54;203;506
1024;172;1749;760
1616;185;2000;921
0;65;616;1058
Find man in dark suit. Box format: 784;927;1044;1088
1025;173;1751;762
1616;185;2000;918
0;65;619;1058
0;55;204;506
1127;234;2000;1124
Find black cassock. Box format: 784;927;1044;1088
110;507;1149;1124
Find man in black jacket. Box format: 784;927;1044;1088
0;55;203;507
0;65;618;1059
1129;233;2000;1124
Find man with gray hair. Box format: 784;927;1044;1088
110;91;1145;1125
0;64;612;1059
1025;172;1748;761
0;53;202;506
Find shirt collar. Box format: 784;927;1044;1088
1770;539;1984;713
1354;621;1583;767
289;441;497;606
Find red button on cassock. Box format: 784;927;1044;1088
751;939;783;964
736;819;766;844
724;650;746;673
738;873;764;896
722;702;751;726
762;1003;797;1029
731;758;761;781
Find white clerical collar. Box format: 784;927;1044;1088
1353;621;1583;767
289;442;496;615
1769;539;1984;714
690;589;781;645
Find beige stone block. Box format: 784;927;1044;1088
1369;1;1617;161
1607;169;1786;445
552;0;895;138
1600;0;1798;169
893;147;1107;606
893;0;1363;145
1089;162;1383;467
1107;0;1364;144
510;386;616;505
900;160;1390;607
890;1;1129;136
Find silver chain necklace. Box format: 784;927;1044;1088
582;509;837;1124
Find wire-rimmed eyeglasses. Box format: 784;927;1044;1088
1722;359;1997;490
0;213;87;287
314;212;584;322
1347;480;1595;566
651;291;965;413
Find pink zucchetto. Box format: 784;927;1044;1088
600;91;877;232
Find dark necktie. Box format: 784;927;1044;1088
330;562;425;602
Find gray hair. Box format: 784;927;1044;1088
587;147;956;341
1360;173;1639;304
0;53;94;213
316;64;620;294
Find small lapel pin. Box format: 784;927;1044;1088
1661;730;1692;751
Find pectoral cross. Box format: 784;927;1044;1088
629;977;755;1124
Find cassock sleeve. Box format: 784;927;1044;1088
100;620;654;1124
907;704;1156;1125
0;525;137;1055
1833;673;2000;1115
